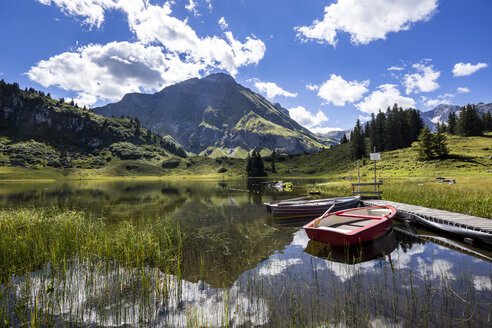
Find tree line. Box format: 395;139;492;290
347;104;425;159
442;104;492;136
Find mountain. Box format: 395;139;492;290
316;130;349;144
0;80;186;158
94;73;325;155
420;102;492;129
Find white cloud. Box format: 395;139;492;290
288;106;328;129
36;0;117;28
258;258;301;277
185;0;198;16
456;86;470;93
358;115;371;123
32;0;266;104
403;63;440;94
295;0;438;46
452;62;488;77
420;93;454;110
254;80;297;99
74;92;99;107
27;41;204;106
306;84;319;91
356;84;415;114
388;66;404;71
315;74;369;106
218;17;228;30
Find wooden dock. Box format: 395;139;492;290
362;199;492;235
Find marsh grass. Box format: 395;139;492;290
0;208;183;281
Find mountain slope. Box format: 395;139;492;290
94;73;325;154
0;80;186;158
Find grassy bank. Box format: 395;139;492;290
315;176;492;218
0;208;183;281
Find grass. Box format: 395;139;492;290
0;208;183;281
382;177;492;218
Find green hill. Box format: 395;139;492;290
0;80;187;171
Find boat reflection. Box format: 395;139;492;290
304;229;397;264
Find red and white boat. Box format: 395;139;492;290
303;206;396;246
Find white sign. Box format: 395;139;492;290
370;153;381;161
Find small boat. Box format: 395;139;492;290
264;195;360;218
304;229;398;264
410;214;492;246
304;206;396;246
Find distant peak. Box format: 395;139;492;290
202;73;236;83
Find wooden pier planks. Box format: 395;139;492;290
362;199;492;234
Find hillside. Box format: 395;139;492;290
94;73;329;155
0;80;187;170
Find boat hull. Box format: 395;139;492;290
304;206;396;247
265;196;360;219
305;218;392;246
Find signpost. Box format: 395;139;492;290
370;147;380;195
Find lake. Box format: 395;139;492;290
0;178;491;327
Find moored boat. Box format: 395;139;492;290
264;195;361;218
304;229;397;264
303;206;396;246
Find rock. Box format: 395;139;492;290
486;170;492;173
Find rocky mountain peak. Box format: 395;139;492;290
201;72;237;84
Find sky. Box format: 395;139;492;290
0;0;491;132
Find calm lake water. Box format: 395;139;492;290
1;179;491;327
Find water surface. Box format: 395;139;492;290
1;179;490;327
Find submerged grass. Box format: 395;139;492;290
0;208;183;281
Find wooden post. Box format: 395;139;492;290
373;146;377;197
357;161;360;193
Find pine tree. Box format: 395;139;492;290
433;130;449;158
406;109;424;146
447;112;457;134
436;122;447;134
417;126;434;160
257;151;266;176
249;151;267;177
351;119;366;160
374;111;386;151
456;104;483;136
481;112;492;132
246;153;253;176
340;134;348;144
271;150;277;173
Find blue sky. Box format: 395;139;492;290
1;0;491;132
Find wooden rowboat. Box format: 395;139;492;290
304;206;396;246
264;195;361;218
304;229;397;264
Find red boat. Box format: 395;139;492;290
303;206;396;246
